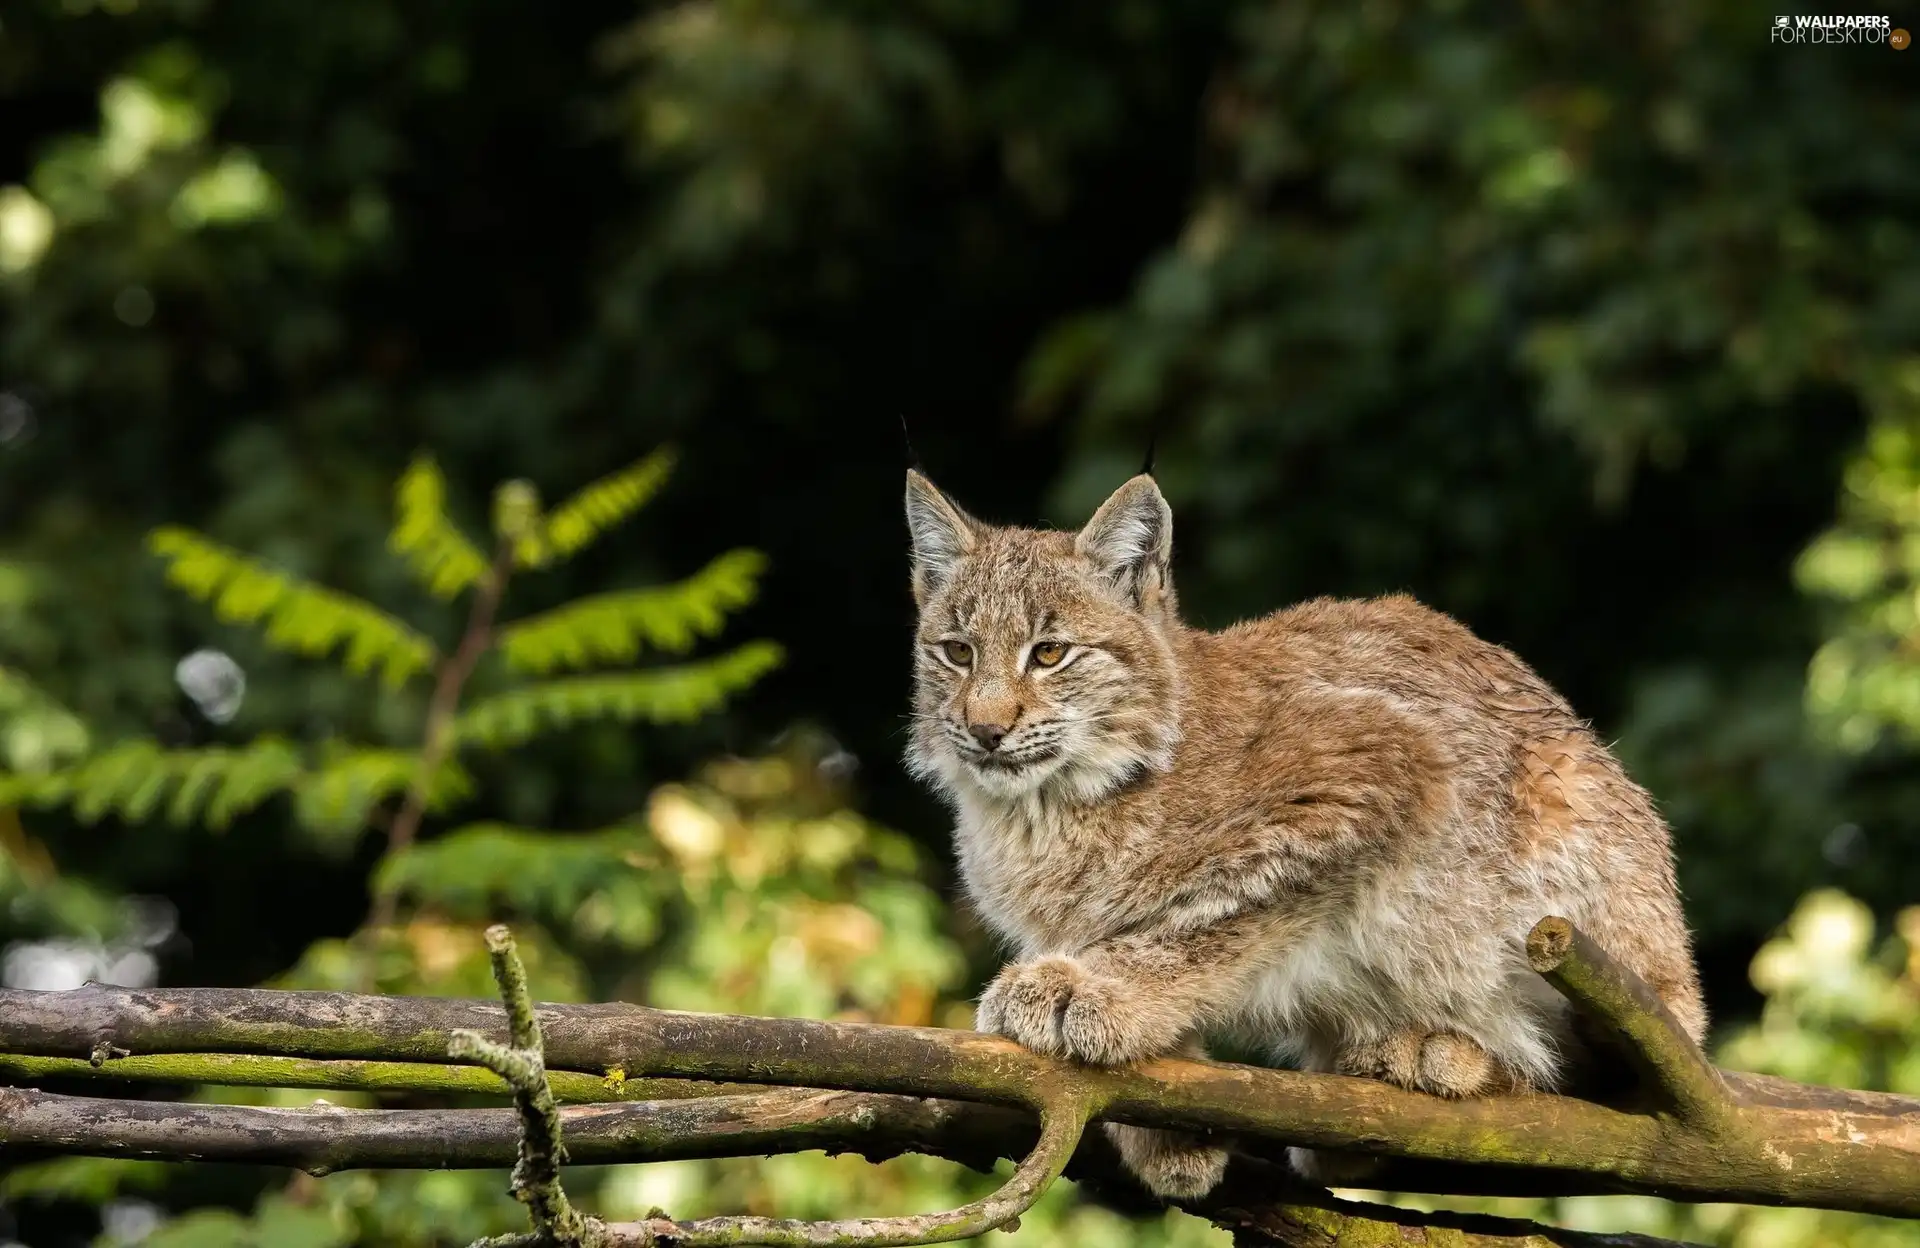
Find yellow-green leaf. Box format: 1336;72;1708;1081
390;455;489;599
453;642;781;749
496;549;766;675
149;527;437;686
518;449;675;569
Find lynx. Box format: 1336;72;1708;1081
903;469;1706;1200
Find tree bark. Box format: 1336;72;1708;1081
2;918;1916;1243
0;1084;1696;1248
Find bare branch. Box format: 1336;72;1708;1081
0;1084;1024;1175
0;1050;753;1103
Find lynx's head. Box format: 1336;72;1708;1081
904;470;1184;804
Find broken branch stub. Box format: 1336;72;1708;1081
1525;916;1730;1128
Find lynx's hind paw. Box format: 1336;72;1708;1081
1338;1029;1525;1099
1108;1123;1228;1201
1287;1145;1384;1188
1416;1030;1505;1097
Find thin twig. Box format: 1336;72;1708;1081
606;1097;1089;1248
449;925;597;1246
359;541;516;963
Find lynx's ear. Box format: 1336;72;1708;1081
905;470;981;605
1076;474;1174;611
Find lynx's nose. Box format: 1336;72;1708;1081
968;721;1011;751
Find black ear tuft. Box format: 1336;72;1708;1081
900;414;923;474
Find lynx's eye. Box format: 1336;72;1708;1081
940;640;974;666
1030;641;1069;668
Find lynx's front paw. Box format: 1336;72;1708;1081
975;957;1180;1065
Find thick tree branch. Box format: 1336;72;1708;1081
0;1084;1027;1175
0;1085;1695;1248
4;972;1911;1215
3;917;1917;1242
0;1083;1706;1248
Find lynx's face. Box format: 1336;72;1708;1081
904;471;1183;803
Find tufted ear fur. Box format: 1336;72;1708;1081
905;470;982;606
1076;474;1175;614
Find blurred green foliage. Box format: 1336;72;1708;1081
0;0;1917;1243
0;452;778;860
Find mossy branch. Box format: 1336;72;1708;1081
440;924;1092;1248
0;1084;1692;1247
448;925;598;1247
2;917;1917;1242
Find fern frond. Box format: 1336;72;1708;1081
294;748;475;842
149;527;437;686
453;641;782;749
518;449;675;568
390;456;489;599
496;549;767;675
0;738;305;830
0;665;91;772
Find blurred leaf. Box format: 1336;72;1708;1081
518;449;675;569
497;549;767;674
0;663;91;772
139;1193;353;1248
0;1157;167;1204
389;455;489;599
376;821;664;947
1;737;304;830
149;527;436;687
454;642;782;749
293;747;473;846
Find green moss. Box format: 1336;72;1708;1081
0;1051;700;1105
